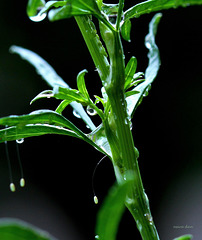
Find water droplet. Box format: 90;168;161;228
20;178;25;187
124;118;128;125
87;106;97;116
16;138;24;144
95;235;100;239
144;213;153;224
29;12;47;22
94;195;98;204
73;110;81;118
136;220;142;232
10;183;16;192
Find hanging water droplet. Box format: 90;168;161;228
73;110;81;118
87;106;97;116
10;183;16;192
95;235;100;239
94;195;98;204
29;12;47;22
20;178;25;187
16;138;24;144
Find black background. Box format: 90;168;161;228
0;1;201;240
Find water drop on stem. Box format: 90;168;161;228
73;110;81;118
87;106;97;116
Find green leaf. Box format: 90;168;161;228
39;1;67;15
76;69;90;101
95;175;134;240
125;0;202;21
48;0;101;21
53;86;87;105
0;110;78;132
0;124;79;143
10;45;69;89
126;13;162;117
10;45;96;131
125;90;139;98
88;124;111;157
124;56;137;90
30;90;54;104
27;0;46;17
0;110;82;142
0;218;56;240
0;110;109;156
101;3;119;15
173;234;193;240
55;100;72;114
121;19;132;42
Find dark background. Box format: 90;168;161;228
0;1;201;240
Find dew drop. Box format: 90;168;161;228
136;220;142;232
10;183;16;192
144;213;153;222
73;110;81;118
87;106;97;116
29;12;47;22
95;235;100;239
20;178;25;187
16;138;24;144
94;195;98;204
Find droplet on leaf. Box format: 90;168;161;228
16;138;24;144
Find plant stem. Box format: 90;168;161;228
105;30;160;240
75;16;110;83
75;14;160;240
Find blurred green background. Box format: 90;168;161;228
0;1;201;240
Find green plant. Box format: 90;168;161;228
0;0;201;240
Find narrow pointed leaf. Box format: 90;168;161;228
27;0;46;17
95;175;134;240
30;90;54;104
126;13;162;117
39;1;67;15
0;218;56;240
48;0;101;21
121;19;132;42
77;69;90;101
55;100;72;114
53;86;87;104
0;110;109;156
125;0;202;21
124;56;137;90
10;45;69;89
0;124;79;143
10;45;96;130
173;234;193;240
125;90;139;98
0;110;80;133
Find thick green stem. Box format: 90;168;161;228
75;16;110;83
105;31;160;240
75;14;160;240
